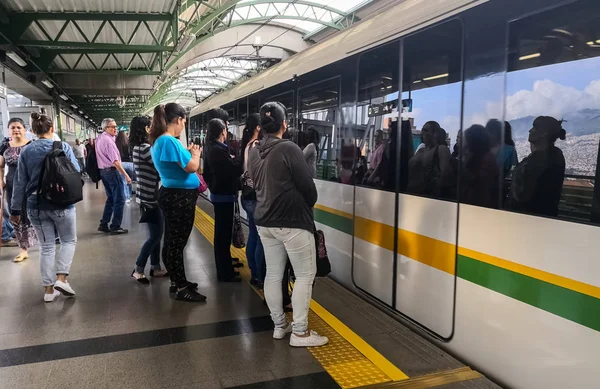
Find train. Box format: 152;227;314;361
189;0;600;388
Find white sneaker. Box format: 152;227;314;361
54;280;76;297
289;330;329;347
44;290;60;303
273;323;292;340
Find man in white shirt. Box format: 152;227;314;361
73;139;86;174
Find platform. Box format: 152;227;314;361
0;185;502;389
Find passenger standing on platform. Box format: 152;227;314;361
0;118;37;262
150;103;206;302
203;118;244;283
116;131;136;204
96;118;131;234
73;139;86;175
130;116;168;283
240;113;265;287
10;112;79;303
248;102;329;347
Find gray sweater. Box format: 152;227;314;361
248;136;317;233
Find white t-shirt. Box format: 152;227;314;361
73;144;85;158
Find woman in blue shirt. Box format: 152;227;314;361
150;103;205;302
10;112;79;303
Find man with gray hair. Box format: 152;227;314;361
95;118;131;234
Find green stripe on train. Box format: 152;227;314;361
457;255;600;332
313;206;600;332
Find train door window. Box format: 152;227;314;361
298;77;340;180
248;95;260;116
357;40;400;190
401;20;462;201
505;0;600;224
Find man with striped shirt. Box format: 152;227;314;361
129;116;168;283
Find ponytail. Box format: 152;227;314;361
149;102;187;144
30;112;53;135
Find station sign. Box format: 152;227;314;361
368;98;413;117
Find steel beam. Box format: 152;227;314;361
17;40;173;52
47;69;161;76
17;12;173;22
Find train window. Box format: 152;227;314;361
357;40;400;189
400;20;463;201
298;78;340;180
505;0;600;223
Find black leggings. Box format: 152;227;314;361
213;202;236;280
158;187;198;289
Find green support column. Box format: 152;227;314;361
53;100;63;140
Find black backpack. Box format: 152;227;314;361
85;146;101;187
37;141;83;207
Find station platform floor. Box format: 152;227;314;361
0;184;504;389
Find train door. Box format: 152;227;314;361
352;20;463;339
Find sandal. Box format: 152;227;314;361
14;254;28;263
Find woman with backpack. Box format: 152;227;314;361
0;118;37;262
240;113;265;288
10;112;79;303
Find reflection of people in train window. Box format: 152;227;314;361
486;119;518;178
460;125;499;208
406;121;452;198
339;144;359;185
509;116;566;217
303;127;320;179
370;130;386;172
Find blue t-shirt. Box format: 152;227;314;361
151;135;199;189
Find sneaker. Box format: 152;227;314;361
175;288;207;302
169;281;198;293
98;224;110;233
150;269;168;277
131;270;150;284
54;280;76;297
289;330;329;347
44;290;61;303
109;228;128;235
273;323;292;340
2;239;17;247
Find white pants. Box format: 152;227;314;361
259;227;316;334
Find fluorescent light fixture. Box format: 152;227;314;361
71;104;77;109
79;110;83;114
588;41;595;45
519;53;541;61
597;40;600;43
59;94;69;101
6;51;27;67
423;73;449;81
84;115;88;119
173;34;195;54
41;79;54;88
413;80;422;84
386;85;392;89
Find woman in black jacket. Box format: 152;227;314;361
203;119;244;282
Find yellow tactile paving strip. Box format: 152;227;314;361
193;206;408;388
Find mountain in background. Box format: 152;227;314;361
509;109;600;140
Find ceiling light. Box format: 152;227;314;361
79;110;83;114
588;41;595;45
519;53;541;61
423;73;449;81
59;94;69;101
6;51;27;67
71;104;77;109
173;34;195;54
386;85;392;89
413;80;422;84
41;79;53;88
597;40;600;44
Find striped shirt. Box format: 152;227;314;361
133;143;160;208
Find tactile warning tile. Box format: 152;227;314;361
194;206;397;388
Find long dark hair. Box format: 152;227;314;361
241;113;260;163
149;103;186;143
463;125;491;171
504;121;515;147
129;116;151;147
115;131;130;158
307;127;320;153
259;102;287;134
30;112;53;135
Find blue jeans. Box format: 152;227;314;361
121;162;135;201
100;168;125;229
28;207;77;287
2;217;14;241
135;209;164;273
241;199;265;282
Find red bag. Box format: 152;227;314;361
197;173;208;193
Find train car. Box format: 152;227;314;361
189;0;600;387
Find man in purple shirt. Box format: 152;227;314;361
96;118;131;234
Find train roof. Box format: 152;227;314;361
190;0;485;117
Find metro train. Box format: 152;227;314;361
189;0;600;388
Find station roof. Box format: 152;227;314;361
0;0;371;127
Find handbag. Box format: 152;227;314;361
314;229;332;277
139;204;160;224
197;173;208;193
232;201;245;248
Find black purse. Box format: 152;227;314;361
139;204;160;224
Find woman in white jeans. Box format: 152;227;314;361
248;102;328;347
10;112;79;302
